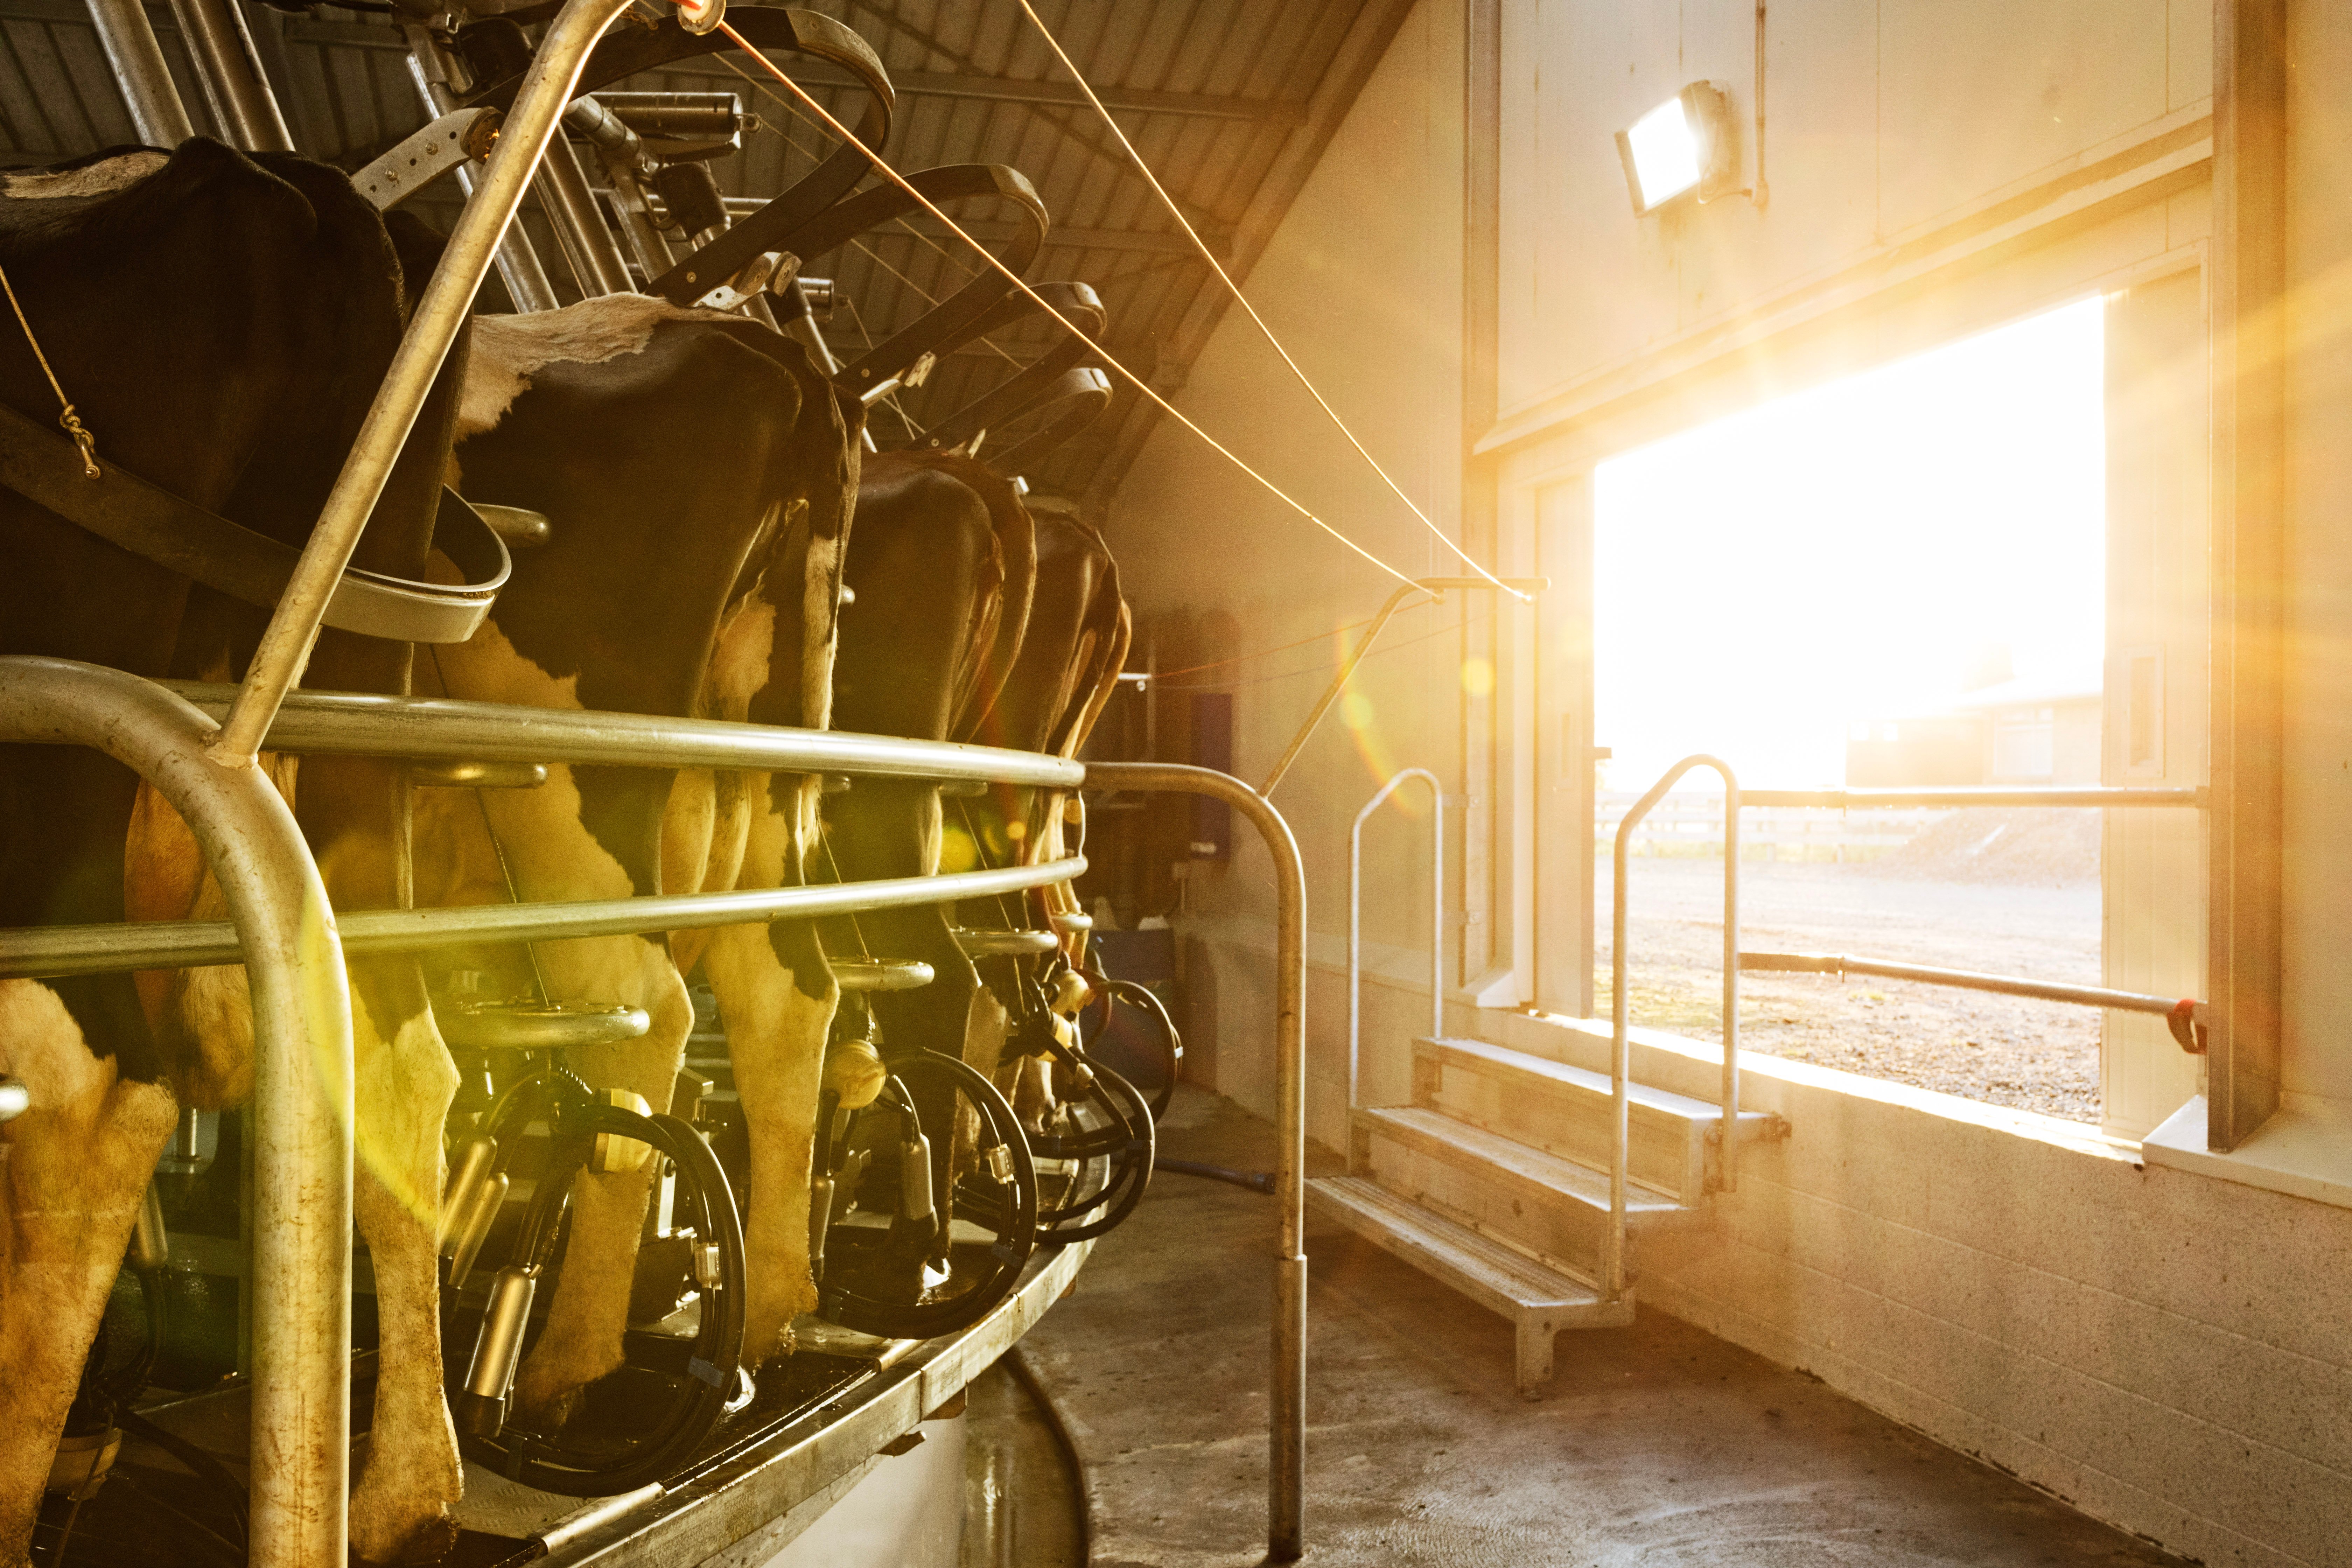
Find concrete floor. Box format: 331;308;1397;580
1019;1086;2187;1567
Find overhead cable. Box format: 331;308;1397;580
714;20;1422;592
1012;0;1526;603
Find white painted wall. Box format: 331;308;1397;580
1106;2;2352;1562
1106;0;1472;1150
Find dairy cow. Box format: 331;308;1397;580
0;141;472;1565
416;291;860;1407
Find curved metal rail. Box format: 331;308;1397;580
1611;756;1740;1302
1084;762;1308;1562
1348;768;1443;1115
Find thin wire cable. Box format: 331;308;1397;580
713;22;1419;592
842;295;918;438
695;46;1031;370
1011;0;1521;601
1156;604;1491;691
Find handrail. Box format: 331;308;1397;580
1741;950;2209;1052
1;859;1085;980
1261;576;1547;796
162;684;1084;787
1080;762;1307;1562
1739;785;2207;808
0;658;355;1563
1348;768;1442;1116
1610;756;1740;1299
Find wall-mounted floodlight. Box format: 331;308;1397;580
1616;82;1741;216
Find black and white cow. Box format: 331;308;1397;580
0;140;471;1564
414;290;859;1407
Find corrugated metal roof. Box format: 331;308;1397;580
0;0;1417;507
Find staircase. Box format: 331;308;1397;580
1307;1034;1785;1394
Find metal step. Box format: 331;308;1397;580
1412;1036;1783;1204
1354;1106;1708;1278
1307;1175;1632;1394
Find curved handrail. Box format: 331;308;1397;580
1609;754;1740;1299
1348;768;1442;1118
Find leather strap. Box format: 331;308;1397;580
0;397;510;644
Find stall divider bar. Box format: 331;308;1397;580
2;858;1087;980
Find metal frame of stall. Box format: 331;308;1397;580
0;4;1315;1565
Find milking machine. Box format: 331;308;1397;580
436;1040;749;1495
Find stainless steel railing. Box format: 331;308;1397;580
1348;768;1442;1119
0;654;1101;1566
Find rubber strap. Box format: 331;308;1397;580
0;396;509;644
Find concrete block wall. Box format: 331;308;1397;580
1478;1011;2352;1568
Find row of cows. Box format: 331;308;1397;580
0;45;1129;1559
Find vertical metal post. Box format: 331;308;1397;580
0;657;354;1566
1348;768;1443;1120
214;0;639;767
163;0;293;151
1609;756;1737;1295
1083;762;1306;1561
2207;0;2287;1150
84;0;196;146
536;132;634;297
402;29;561;315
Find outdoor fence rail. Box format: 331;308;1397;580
1740;950;2209;1051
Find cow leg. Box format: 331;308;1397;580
704;918;833;1366
509;936;691;1423
346;962;463;1565
0;981;176;1567
702;779;834;1367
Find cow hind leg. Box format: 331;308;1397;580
0;981;176;1568
510;938;691;1424
346;964;463;1566
704;919;834;1368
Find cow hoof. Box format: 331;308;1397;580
350;1505;459;1566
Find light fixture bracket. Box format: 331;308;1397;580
1616;80;1743;217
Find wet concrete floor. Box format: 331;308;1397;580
1018;1086;2187;1567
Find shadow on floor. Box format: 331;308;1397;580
1020;1086;2186;1568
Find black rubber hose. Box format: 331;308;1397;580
1156;1159;1276;1195
1036;1064;1154;1246
1079;978;1182;1124
822;1052;1038;1341
460;1108;747;1496
118;1408;249;1547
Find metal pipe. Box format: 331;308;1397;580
2;857;1088;980
168;682;1083;787
1739;785;2207;809
83;0;196;146
1612;755;1739;1286
402;32;560;315
210;0;674;766
536;132;634;298
1082;761;1306;1561
0;656;353;1564
1262;577;1546;796
163;0;293;151
1740;950;2204;1018
1348;768;1442;1123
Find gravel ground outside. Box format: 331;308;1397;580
1596;854;2103;1124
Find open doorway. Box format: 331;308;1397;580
1587;298;2113;1123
